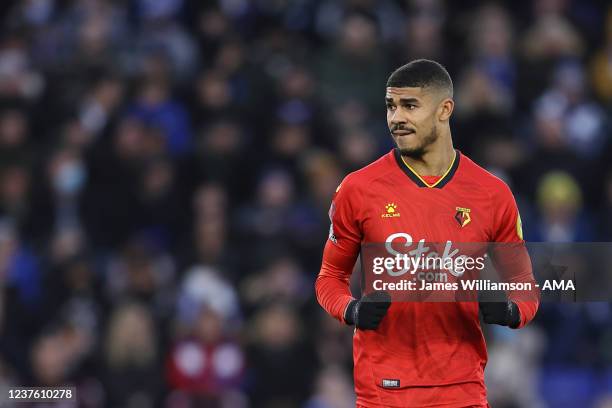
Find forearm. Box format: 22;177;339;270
315;273;354;323
315;240;359;323
492;243;540;328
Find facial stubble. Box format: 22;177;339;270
397;124;438;159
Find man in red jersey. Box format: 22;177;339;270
315;59;539;408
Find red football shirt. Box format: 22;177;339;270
316;148;538;408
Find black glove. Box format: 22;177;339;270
479;290;521;328
344;291;391;330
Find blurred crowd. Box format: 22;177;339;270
0;0;611;407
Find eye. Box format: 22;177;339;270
405;104;416;110
386;103;396;111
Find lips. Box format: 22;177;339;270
393;130;415;136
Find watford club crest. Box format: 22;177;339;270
455;206;471;227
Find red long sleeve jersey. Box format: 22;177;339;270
316;148;538;408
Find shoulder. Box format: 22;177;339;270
337;150;396;193
458;152;514;200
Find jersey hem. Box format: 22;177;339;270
355;397;488;408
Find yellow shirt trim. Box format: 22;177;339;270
400;151;457;188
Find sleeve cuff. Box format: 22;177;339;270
343;299;358;325
509;302;521;329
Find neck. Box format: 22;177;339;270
401;130;455;176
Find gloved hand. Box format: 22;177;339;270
344;290;391;330
479;290;521;328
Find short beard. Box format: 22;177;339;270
399;125;438;159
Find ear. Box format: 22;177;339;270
438;98;454;121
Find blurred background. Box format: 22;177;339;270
0;0;610;407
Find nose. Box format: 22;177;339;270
389;109;406;127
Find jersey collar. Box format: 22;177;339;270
393;148;460;189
